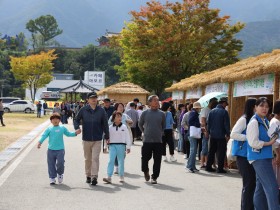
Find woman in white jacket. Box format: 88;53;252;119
230;98;256;210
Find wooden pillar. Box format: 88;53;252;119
201;86;205;96
228;82;234;128
273;73;279;104
229;81;246;129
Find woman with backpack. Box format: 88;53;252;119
230;98;256;210
247;97;280;210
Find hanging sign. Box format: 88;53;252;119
205;83;229;94
172;91;184;100
186;88;202;99
233;74;274;97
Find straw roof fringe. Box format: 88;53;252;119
97;82;150;95
166;49;280;92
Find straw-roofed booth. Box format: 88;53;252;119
166;49;280;127
97;82;150;104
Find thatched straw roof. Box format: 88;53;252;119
166;49;280;92
97;82;150;95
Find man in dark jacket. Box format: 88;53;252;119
206;97;230;173
74;92;109;185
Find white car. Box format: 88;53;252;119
4;100;35;113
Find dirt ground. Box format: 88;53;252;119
0;113;49;152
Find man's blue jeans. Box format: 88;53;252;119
47;149;65;178
187;137;198;169
177;129;184;152
252;159;280;210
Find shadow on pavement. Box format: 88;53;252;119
51;184;72;191
145;182;184;192
163;161;184;166
124;172;142;179
193;170;241;178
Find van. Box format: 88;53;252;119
0;97;21;105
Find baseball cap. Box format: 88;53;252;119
87;92;98;98
219;97;228;105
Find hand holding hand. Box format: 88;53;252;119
75;129;81;135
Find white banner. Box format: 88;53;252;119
172;91;184;100
205;83;229;94
233;74;274;97
186;88;202;99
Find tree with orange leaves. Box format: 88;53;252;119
10;50;57;102
113;0;244;96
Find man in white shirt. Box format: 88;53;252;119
200;97;218;168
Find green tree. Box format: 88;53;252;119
10;50;57;102
113;0;244;96
26;15;63;51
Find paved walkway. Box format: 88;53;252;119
0;121;242;210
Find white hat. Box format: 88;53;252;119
193;102;202;109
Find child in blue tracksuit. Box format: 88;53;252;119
103;111;132;183
38;113;79;185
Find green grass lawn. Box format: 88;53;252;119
0;113;49;151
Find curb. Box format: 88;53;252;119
0;120;51;172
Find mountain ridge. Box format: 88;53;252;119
0;0;280;57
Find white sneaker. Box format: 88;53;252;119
162;156;168;162
184;154;188;159
58;174;63;184
49;178;56;185
114;167;119;174
103;177;112;184
119;176;124;183
170;155;177;162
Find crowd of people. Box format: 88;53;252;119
37;91;280;209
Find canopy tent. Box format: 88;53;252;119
59;78;99;101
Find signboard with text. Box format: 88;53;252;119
205;83;229;94
186;88;202;99
84;71;105;89
172;91;184;100
233;74;274;97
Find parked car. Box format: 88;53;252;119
0;97;21;106
4;100;35;113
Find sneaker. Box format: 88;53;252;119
184;154;188;159
193;168;200;172
151;178;157;184
91;177;98;186
144;170;150;181
186;168;195;173
103;177;112;184
162;156;168;162
200;165;206;169
57;174;63;184
49;178;56;185
2;124;5;127
170;155;177;162
119;176;124;183
86;176;91;183
114;167;119;174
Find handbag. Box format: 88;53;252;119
189;126;201;139
227;139;237;162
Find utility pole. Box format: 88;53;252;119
0;80;4;97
